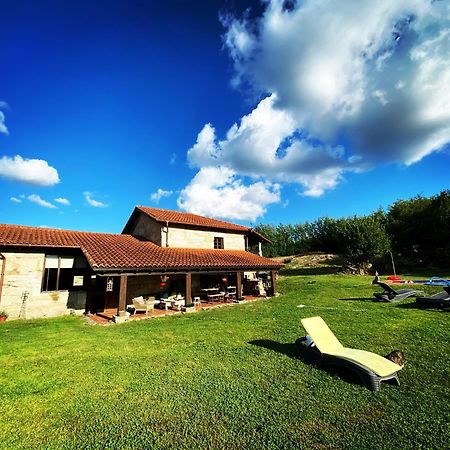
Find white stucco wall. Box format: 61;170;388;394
0;252;86;320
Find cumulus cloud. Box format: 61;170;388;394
150;188;173;203
179;0;450;206
177;166;280;222
221;0;450;169
84;192;108;208
0;155;60;186
54;197;70;205
0;101;8;135
188;95;348;197
180;0;450;216
10;196;22;203
28;194;57;209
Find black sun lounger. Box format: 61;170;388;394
416;286;450;308
373;282;423;302
296;317;402;392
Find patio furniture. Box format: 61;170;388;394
296;316;402;391
144;296;159;308
416;286;450;308
132;297;154;315
373;282;423;302
227;286;237;300
207;293;225;302
159;299;171;310
171;297;185;311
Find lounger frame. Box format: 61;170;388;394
295;337;400;392
373;282;423;302
416;286;450;308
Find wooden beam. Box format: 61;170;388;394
236;271;242;299
118;274;128;314
270;270;277;296
185;272;192;304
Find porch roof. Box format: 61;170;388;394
0;224;282;272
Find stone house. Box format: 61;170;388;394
0;207;282;320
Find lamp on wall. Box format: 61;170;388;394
106;277;113;292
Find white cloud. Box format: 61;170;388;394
169;153;177;165
28;194;57;209
187;95;348;197
10;196;22;203
0;101;8;135
204;0;450;196
54;197;70;206
150;188;173;203
0;113;7;135
83;192;108;208
0;155;60;186
177;166;280;222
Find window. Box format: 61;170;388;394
42;255;85;292
214;237;224;249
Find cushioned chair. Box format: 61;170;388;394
132;297;153;315
296;316;402;391
373;282;423;302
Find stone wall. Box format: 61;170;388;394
129;212;246;250
167;226;246;250
0;251;86;320
129;214;163;246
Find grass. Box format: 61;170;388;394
0;271;449;449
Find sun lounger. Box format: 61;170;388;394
373;282;423;302
416;286;450;308
296;316;402;391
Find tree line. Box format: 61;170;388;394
255;190;450;269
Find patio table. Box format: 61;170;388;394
171;299;185;311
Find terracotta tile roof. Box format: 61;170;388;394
0;224;282;271
136;206;251;232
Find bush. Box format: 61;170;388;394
337;216;391;270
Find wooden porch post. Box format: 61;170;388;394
236;271;242;299
270;270;277;296
117;274;128;314
185;272;192;304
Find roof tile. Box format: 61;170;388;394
0;224;282;271
137;206;250;232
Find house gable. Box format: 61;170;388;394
123;207;249;250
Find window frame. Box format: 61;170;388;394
41;255;81;292
213;236;224;249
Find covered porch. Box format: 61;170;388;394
86;269;278;322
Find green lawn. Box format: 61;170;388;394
0;271;449;449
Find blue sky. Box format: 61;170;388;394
1;0;449;232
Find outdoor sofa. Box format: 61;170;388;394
296;316;402;392
373;282;423;302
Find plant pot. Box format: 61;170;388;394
0;316;7;322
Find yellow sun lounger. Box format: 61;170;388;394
296;316;402;391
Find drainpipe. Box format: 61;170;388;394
165;220;169;247
0;253;5;305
